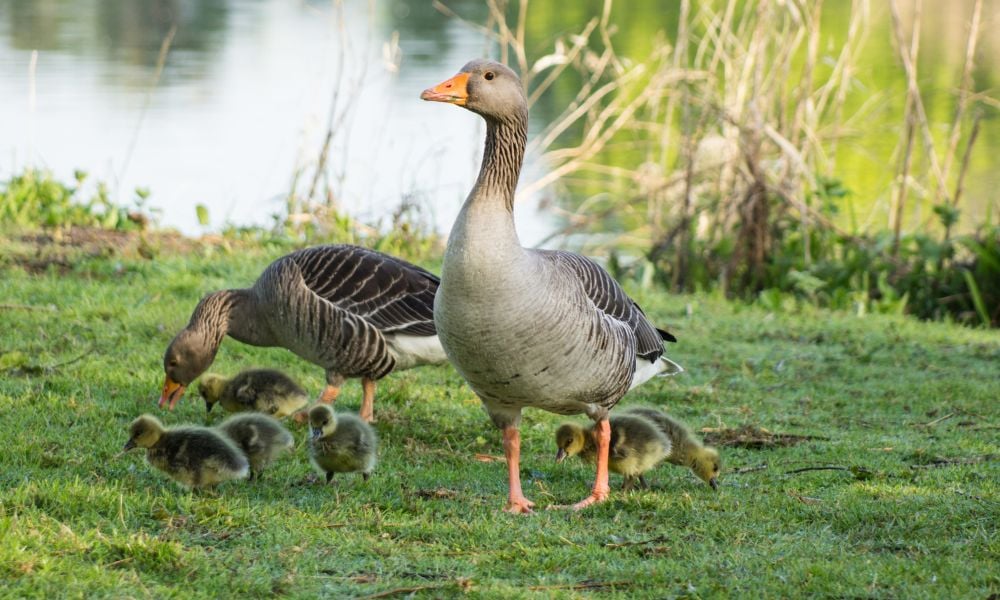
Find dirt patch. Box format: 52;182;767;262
701;425;827;449
2;227;230;274
412;488;460;500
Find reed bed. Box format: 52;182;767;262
438;0;999;326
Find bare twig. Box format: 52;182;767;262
605;535;670;549
731;463;769;475
357;584;444;599
889;0;949;206
0;349;90;373
0;303;53;311
910;454;996;469
941;0;983;194
916;412;955;428
788;492;823;505
945;113;981;242
784;466;850;476
527;580;632;591
890;0;920;254
119;25;176;188
953;489;995;504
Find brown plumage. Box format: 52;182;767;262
622;407;721;489
160;245;447;422
199;369;308;418
216;413;294;480
555;414;672;490
123;414;249;490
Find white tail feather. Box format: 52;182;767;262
630;355;684;390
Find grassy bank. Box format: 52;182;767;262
1;233;997;598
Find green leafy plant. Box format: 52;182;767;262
0;169;153;231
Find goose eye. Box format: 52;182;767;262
484;71;495;81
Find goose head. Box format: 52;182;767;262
308;404;338;441
421;59;526;121
197;373;227;413
160;328;218;410
554;423;588;463
124;414;165;450
691;446;722;490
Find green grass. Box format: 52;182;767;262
1;238;998;598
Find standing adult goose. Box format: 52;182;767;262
160;245;446;422
422;60;682;512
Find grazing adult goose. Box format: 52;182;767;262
555;413;672;490
622;407;721;489
422;60;682;512
216;413;294;480
123;414;249;490
160;245;446;422
199;369;309;419
308;404;377;482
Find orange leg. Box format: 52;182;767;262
571;418;611;510
502;426;535;514
319;384;341;404
360;378;376;423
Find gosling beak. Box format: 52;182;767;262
311;428;322;441
555;448;567;463
709;477;719;491
122;439;136;451
205;399;214;414
420;72;469;106
159;376;186;410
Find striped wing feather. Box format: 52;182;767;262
537;250;674;362
291;245;439;336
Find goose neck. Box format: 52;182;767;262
470;113;527;212
191;289;261;347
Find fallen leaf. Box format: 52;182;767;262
474;453;505;463
788;492;823;505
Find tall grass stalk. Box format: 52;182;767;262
438;0;997;326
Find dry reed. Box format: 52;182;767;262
438;0;992;294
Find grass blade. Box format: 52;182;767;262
962;268;991;327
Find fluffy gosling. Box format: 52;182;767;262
308;405;377;483
123;414;248;490
216;413;294;480
623;407;721;489
555;413;671;490
199;369;309;419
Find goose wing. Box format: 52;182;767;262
291;245;439;336
538;250;675;362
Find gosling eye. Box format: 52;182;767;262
484;71;495;81
167;358;178;368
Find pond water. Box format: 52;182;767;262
1;0;998;241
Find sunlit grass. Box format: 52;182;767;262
0;243;997;597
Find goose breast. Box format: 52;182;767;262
435;251;637;416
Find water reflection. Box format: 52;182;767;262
0;0;997;239
0;0;561;241
3;0;230;83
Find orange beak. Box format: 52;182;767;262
420;72;469;106
159;376;186;410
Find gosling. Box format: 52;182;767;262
199;369;309;419
123;414;248;490
623;406;721;489
216;413;294;480
555;414;671;490
308;404;377;483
